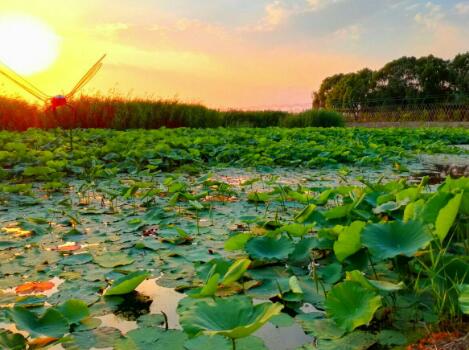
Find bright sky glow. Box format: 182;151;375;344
0;0;467;108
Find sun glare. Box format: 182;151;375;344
0;14;59;75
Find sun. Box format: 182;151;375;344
0;14;60;75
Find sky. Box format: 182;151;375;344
0;0;468;110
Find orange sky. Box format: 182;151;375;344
0;0;468;110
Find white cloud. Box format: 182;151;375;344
455;2;469;14
333;24;361;41
239;1;289;32
306;0;343;11
414;2;444;29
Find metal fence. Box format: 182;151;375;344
334;102;469;122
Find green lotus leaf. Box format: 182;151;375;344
58;299;90;324
315;331;377;350
324;204;353;220
105;271;150;296
278;223;312;237
403;199;425;222
246;236;295;261
247;192;271;203
237;336;268;350
346;270;404;292
178;296;283;339
60;253;93;266
435;192;463;242
136;314;165;328
420;192;453;224
8;306;69;338
458;284;469;314
294;204;317;223
318;262;342;284
0;330;26;350
269;313;294;327
361;220;432;260
221;259;251;286
377;330;407;346
224;233;252;251
188;273;220;298
288;237;319;266
63;327;123;350
114;328;187;350
333;221;365;262
325;281;382;332
295;316;344;339
93;252;134;268
184;335;231;350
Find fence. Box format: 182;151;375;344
333;102;469;122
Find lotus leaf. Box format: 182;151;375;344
8;307;69;338
246;236;295;261
105;271;149;296
361;221;432;260
325;281;382;332
93;252;134;268
178;296;283;339
333;221;365;262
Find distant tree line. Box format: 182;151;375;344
313;52;469;109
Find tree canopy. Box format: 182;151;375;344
315;53;469;109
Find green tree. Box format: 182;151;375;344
450;52;469;101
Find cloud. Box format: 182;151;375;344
455;2;469;15
332;24;361;41
95;22;129;37
306;0;343;11
239;1;290;32
414;2;444;29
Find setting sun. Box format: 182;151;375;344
0;14;59;75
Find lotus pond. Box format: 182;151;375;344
0;127;468;350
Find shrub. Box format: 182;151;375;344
282;109;345;128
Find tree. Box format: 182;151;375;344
317;74;345;108
316;53;468;108
451;52;469;101
415;55;452;102
370;56;420;105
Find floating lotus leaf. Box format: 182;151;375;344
60;253;93;266
178;296;283;339
114;328;187;350
315;331;377;350
224;233;251;251
0;330;26;350
8;307;69;338
105;271;149;296
245;236;295;261
184;335;231;350
63;327;123;350
93;252;134;268
361;221;432;260
57;299;90;324
325;281;382;332
295;316;345;339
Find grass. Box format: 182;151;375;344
0;94;344;130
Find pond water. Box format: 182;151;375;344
0;147;467;349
